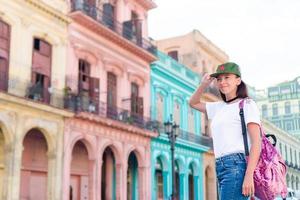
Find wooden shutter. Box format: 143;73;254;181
43;76;50;103
0;20;10;92
0;20;10;59
78;60;90;91
89;77;100;112
135;20;142;46
107;72;117;108
122;21;133;40
0;58;8;91
137;97;143;116
103;3;114;29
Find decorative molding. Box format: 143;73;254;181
24;0;71;24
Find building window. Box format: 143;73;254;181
173;101;181;127
295;150;297;166
290;147;293;163
262;104;268;118
285;145;288;161
285;102;291;114
107;72;117;109
130;83;143;116
156;93;164;122
31;38;52;103
168;50;178;61
272;103;278;116
0;20;10;92
188;106;195;134
285;121;293;131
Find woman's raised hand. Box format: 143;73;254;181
201;73;215;88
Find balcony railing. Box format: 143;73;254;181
152;119;213;148
178;129;213;149
64;94;160;132
71;1;157;55
0;75;65;109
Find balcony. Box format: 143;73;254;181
178;129;213;149
69;1;157;59
64;94;160;132
0;75;65;109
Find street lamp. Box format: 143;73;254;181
164;115;179;200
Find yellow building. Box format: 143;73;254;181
0;0;72;199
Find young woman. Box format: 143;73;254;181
189;62;261;200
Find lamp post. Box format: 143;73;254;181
164;115;179;200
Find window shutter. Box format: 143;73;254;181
89;77;99;101
137;97;143;116
0;58;8;91
135;20;142;46
103;3;114;29
43;75;50;103
122;21;133;40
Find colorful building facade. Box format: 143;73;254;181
150;51;212;200
63;0;158;199
256;76;300;137
155;30;229;200
0;0;71;199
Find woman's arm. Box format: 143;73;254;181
242;122;261;197
189;73;214;113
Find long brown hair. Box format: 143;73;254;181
220;79;248;102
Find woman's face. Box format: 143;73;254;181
216;73;241;96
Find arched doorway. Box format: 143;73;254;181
70;140;89;200
20;129;48;200
188;165;195;200
154;157;164;200
205;166;215;200
0;128;5;198
175;161;180;200
101;147;116;200
127;152;138;200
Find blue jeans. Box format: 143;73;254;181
216;153;249;200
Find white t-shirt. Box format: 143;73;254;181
206;99;261;158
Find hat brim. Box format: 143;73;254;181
210;72;241;78
210;72;222;78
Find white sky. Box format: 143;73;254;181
148;0;300;89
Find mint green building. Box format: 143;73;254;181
150;51;212;200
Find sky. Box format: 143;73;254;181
148;0;300;89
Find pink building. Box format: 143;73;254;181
63;0;157;199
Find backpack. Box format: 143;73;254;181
239;99;288;200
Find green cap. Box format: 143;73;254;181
210;62;241;78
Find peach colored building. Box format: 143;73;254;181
62;0;157;200
156;30;229;200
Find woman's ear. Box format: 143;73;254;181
237;77;242;85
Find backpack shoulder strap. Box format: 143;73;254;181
239;98;250;156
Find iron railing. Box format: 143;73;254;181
64;94;160;132
0;75;65;109
178;129;213;149
71;1;157;55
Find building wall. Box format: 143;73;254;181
256;76;300;137
150;51;210;200
155;30;228;75
0;0;70;199
63;0;158;199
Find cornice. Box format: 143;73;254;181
24;0;71;24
